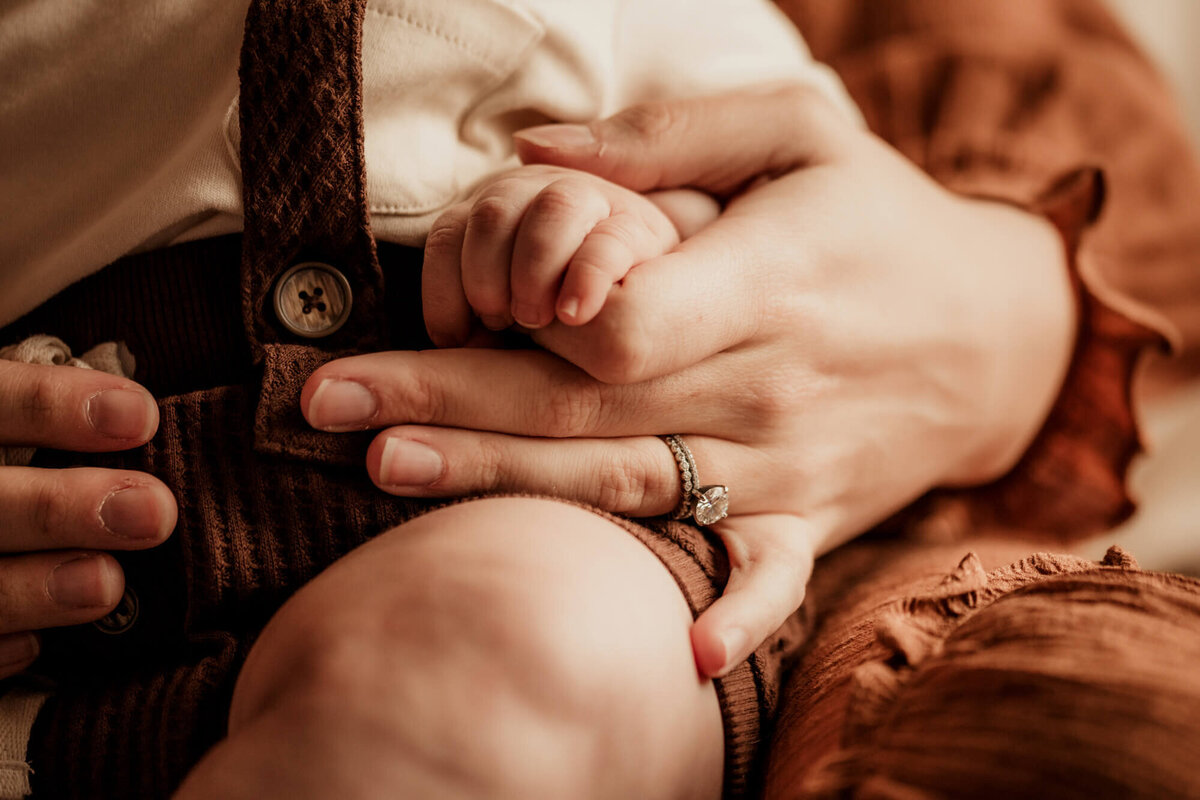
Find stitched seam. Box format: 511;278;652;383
366;7;511;74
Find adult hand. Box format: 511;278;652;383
303;84;1075;678
0;361;175;677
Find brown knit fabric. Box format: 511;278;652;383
237;0;384;357
11;2;786;797
237;0;390;467
12;1;1200;797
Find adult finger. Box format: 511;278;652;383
558;210;675;327
689;514;814;679
0;360;158;450
364;425;750;518
530;193;774;383
422;203;473;348
302;349;728;437
0;466;176;551
529;167;838;383
513;82;854;196
0;550;126;635
0;632;40;679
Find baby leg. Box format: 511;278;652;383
176;497;724;800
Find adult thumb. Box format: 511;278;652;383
513;83;851;197
690;513;815;679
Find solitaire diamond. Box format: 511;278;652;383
693;485;729;526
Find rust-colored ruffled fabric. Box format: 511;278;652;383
765;540;1200;799
776;0;1200;540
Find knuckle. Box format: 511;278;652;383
581;318;652;385
611;102;677;141
475;436;507;492
540;380;604;438
390;359;449;426
594;449;651;513
31;476;74;544
737;373;799;432
530;181;587;223
424;215;466;256
772;82;849;154
19;371;62;431
467;194;520;239
584;219;639;262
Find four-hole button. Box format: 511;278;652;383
273;262;353;338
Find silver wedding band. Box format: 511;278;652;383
660;435;729;526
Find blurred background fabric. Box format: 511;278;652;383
1105;0;1200;144
1084;1;1200;573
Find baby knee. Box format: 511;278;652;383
229;497;721;797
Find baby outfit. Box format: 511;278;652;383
0;1;861;797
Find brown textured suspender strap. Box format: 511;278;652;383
238;0;383;463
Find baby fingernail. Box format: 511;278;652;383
0;634;38;669
512;303;547;329
379;438;444;488
308;379;378;431
87;389;155;440
47;555;118;609
557;297;580;322
479;315;510;331
100;485;171;541
513;124;596;150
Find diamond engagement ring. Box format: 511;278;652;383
660;435;729;526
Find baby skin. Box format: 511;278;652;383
422;164;720;343
179;172;728;800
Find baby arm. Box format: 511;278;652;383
423;165;718;344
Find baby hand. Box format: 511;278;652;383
423;165;718;345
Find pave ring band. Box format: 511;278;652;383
660;435;729;527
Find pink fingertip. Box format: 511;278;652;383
557;296;581;324
691;624;749;679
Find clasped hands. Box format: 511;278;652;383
0;83;1074;681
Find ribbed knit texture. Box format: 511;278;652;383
11;1;783;796
0;237;250;398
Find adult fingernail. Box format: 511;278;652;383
0;634;38;669
513;124;596;150
308;379;378;431
47;555;118;609
719;628;750;672
86;389;155;439
379;438;445;488
99;485;171;540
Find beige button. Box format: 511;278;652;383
273;262;353;338
94;586;139;635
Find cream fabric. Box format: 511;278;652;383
0;335;135;467
0;688;48;799
0;0;859;328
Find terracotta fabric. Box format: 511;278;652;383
777;0;1200;543
765;541;1200;799
5;1;791;797
762;4;1200;795
4;0;1199;797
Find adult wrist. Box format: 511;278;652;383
945;198;1077;487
